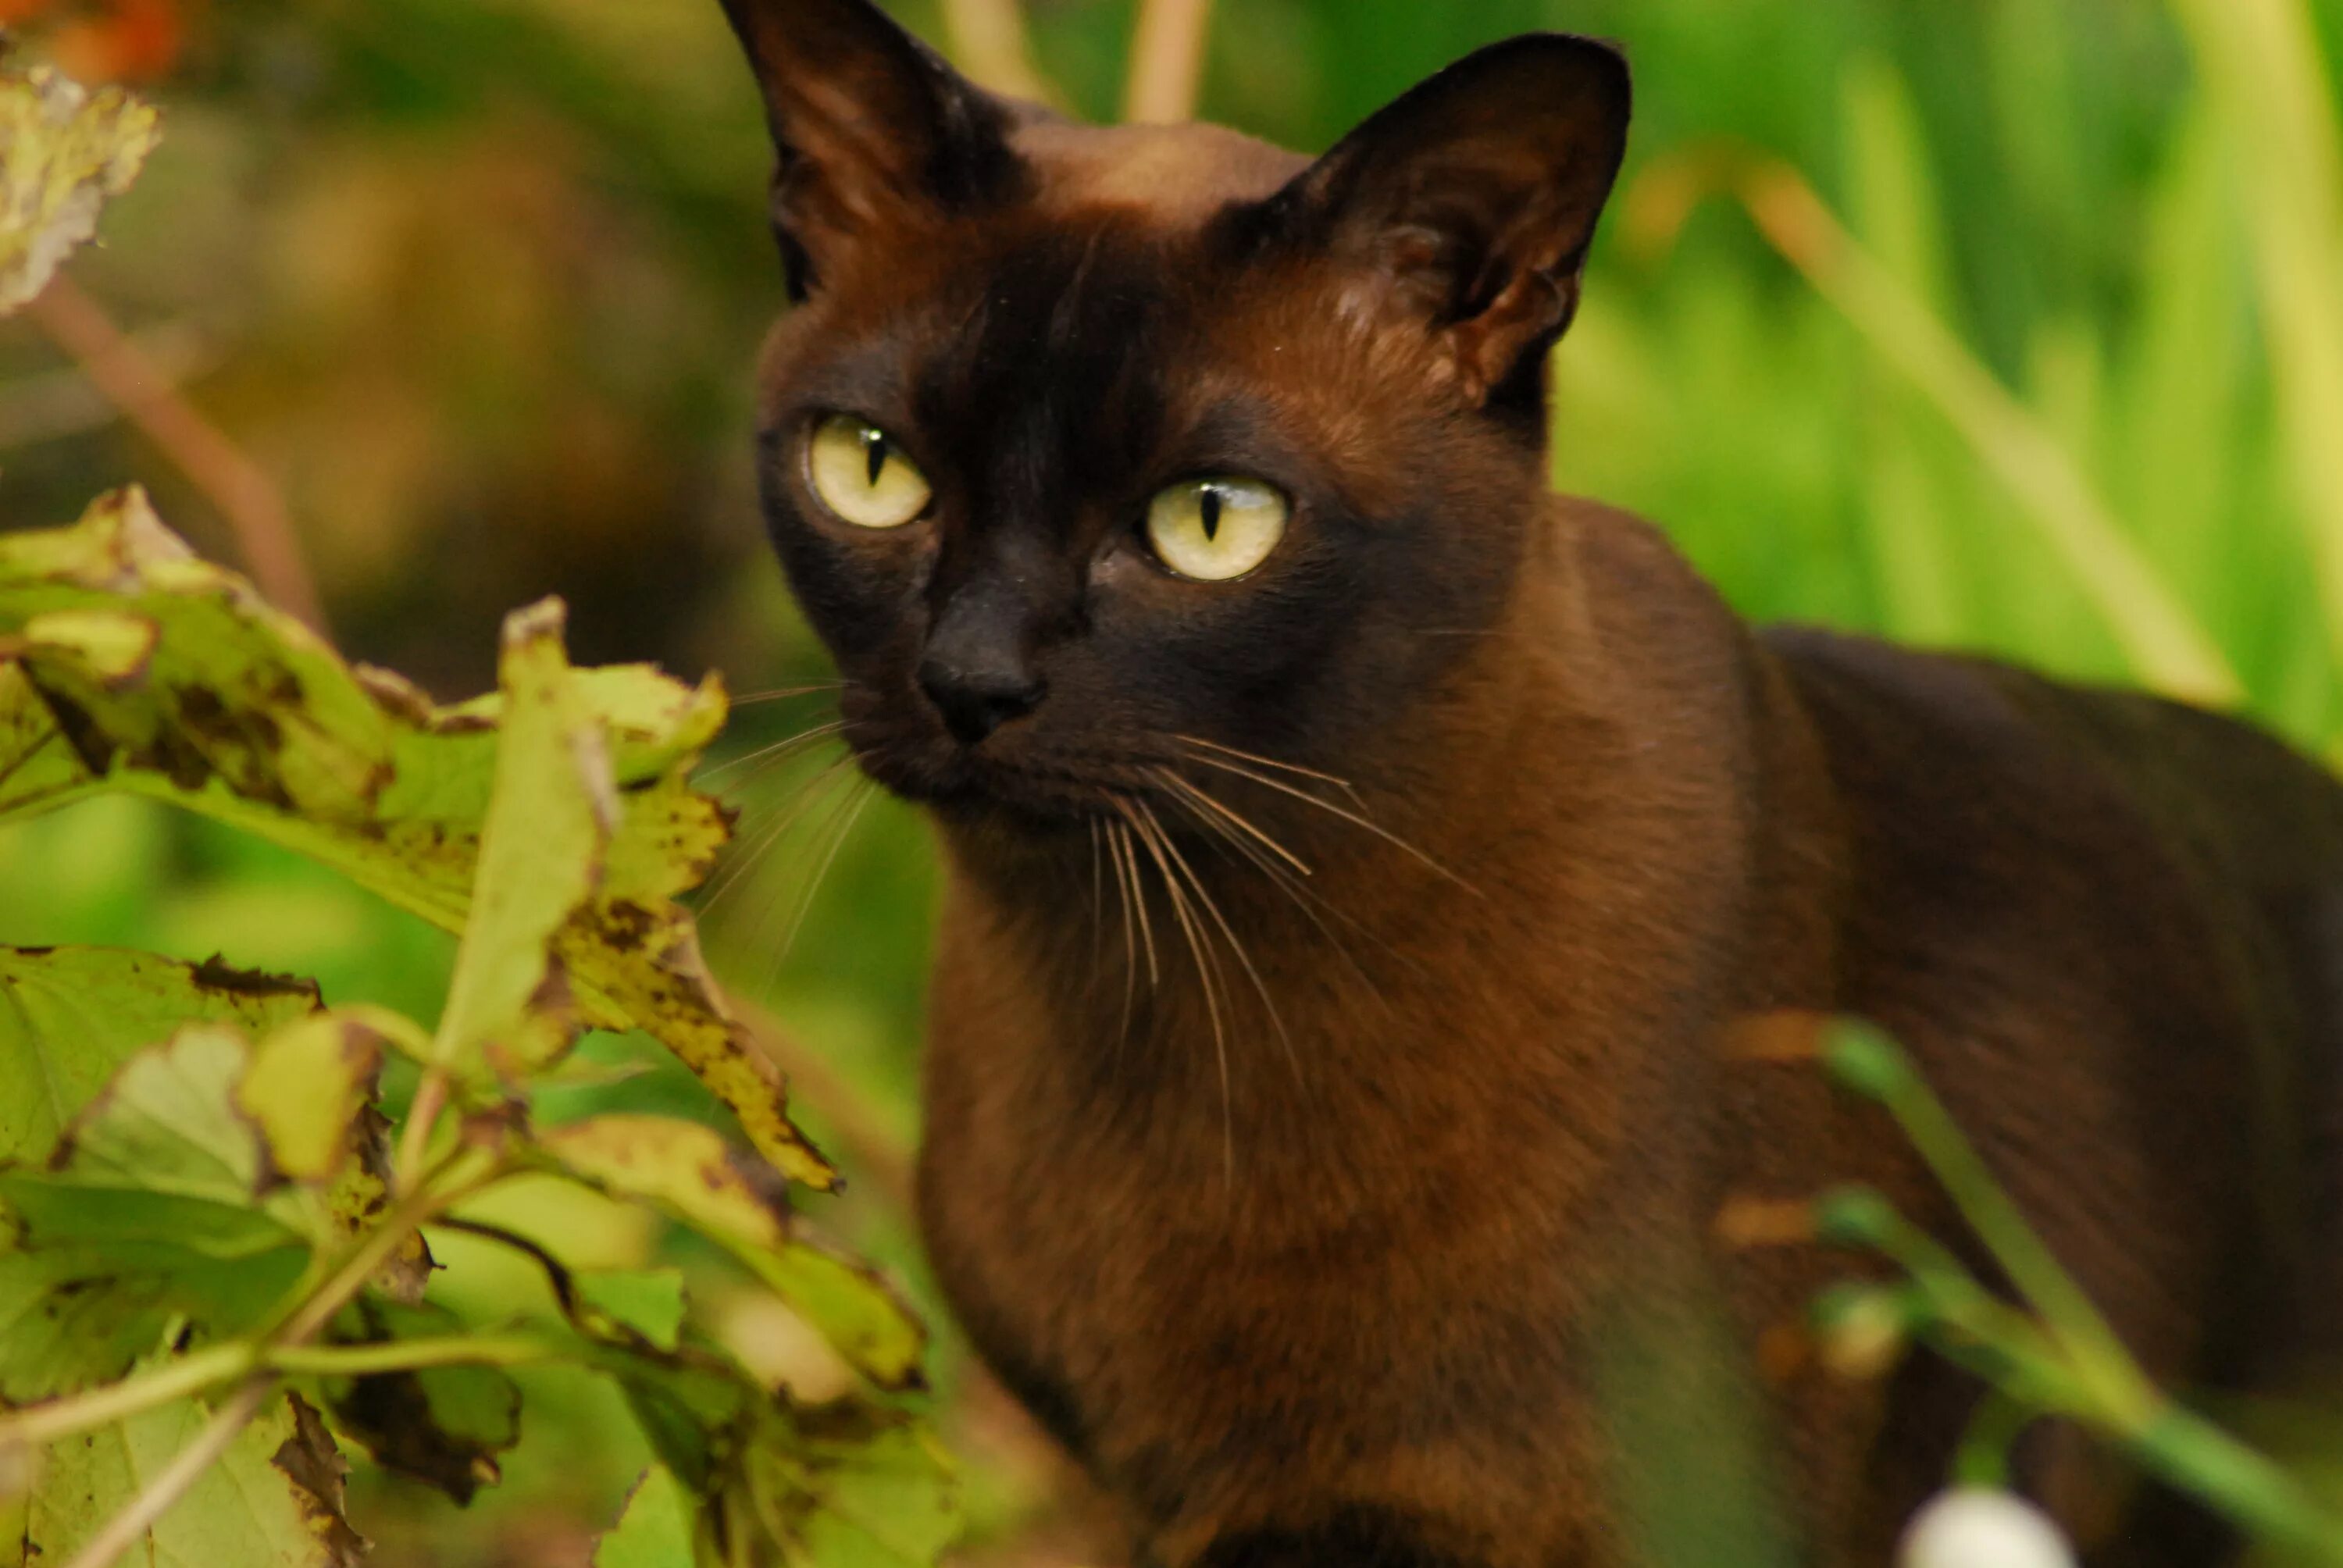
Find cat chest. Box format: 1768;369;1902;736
915;1074;1602;1527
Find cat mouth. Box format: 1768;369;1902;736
825;696;1364;870
845;725;1154;827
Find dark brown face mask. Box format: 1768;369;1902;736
715;0;1628;829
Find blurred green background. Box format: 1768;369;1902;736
3;0;2341;1561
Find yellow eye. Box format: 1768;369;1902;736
1144;477;1289;582
806;415;932;529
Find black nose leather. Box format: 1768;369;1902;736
918;659;1046;746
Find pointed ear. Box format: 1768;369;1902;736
717;0;1026;298
1275;34;1630;408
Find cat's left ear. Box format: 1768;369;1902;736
717;0;1025;299
1275;34;1630;406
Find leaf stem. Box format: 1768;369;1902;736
271;1142;501;1348
0;1327;562;1456
1831;1027;2159;1420
0;1344;252;1449
1827;1028;2343;1557
1952;1388;2035;1488
2127;1403;2343;1559
269;1332;562;1379
394;1066;452;1192
30;1142;508;1562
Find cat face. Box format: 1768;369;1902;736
719;0;1628;826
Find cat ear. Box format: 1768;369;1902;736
1278;34;1630;406
716;0;1025;298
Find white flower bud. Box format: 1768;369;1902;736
1897;1489;2078;1568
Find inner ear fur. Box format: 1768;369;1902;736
1280;34;1632;407
717;0;1027;298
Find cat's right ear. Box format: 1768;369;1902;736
717;0;1025;298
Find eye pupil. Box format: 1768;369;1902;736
808;413;931;529
1143;476;1287;582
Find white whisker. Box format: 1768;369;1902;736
699;751;857;914
697;719;847;787
1176;748;1475;895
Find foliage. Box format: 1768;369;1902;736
0;486;833;1188
1814;1023;2343;1563
0;76;948;1560
0;494;952;1566
0;56;155;311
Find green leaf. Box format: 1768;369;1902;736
539;1115;788;1252
747;1242;929;1398
0;1021;401;1401
15;1389;365;1567
577;1268;688;1353
0;1181;300;1263
604;1347;757;1497
0;490;833;1188
738;1402;958;1567
0;1245;300;1402
0;946;319;1166
0;662;91;818
0;1028;307;1399
2166;0;2343;679
0;64;159;315
590;1342;957;1568
319;1298;522;1504
3;608;160;683
432;600;613;1076
594;1465;697;1568
237;1015;387;1185
39;1025;273;1201
539;1115;925;1391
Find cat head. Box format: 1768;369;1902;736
718;0;1628;830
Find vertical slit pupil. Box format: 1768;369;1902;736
861;427;889;487
1200;485;1223;542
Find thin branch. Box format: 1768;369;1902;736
937;0;1061;105
0;1332;562;1457
27;274;329;637
0;315;222;450
0;1344;251;1451
60;1377;276;1568
1124;0;1214;123
268;1333;562;1379
393;1070;451;1193
270;1144;503;1349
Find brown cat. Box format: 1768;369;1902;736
711;2;2343;1563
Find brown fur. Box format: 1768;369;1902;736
713;4;2343;1562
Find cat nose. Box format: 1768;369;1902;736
917;657;1047;746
